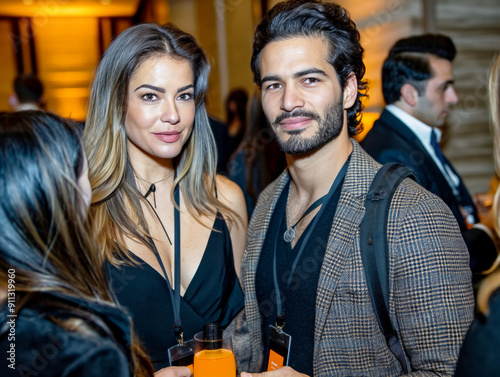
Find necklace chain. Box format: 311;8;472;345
136;172;175;246
135;172;174;188
135;172;174;209
284;185;296;243
284;182;329;243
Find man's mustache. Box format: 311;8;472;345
273;110;321;126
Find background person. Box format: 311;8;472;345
359;34;498;275
83;23;249;373
225;88;249;156
0;111;154;377
8;74;45;111
228;92;286;218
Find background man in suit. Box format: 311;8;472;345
361;35;497;274
240;1;473;376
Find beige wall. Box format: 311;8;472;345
169;0;255;121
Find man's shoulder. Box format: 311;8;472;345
361;109;412;151
389;172;460;229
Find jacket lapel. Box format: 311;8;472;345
242;169;290;369
378;110;454;197
314;142;376;348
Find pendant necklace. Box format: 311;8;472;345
136;173;174;208
136;172;175;246
284;183;329;243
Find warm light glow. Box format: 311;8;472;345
353;112;380;142
0;1;139;17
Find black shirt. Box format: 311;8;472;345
256;172;345;375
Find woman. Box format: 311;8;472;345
455;55;500;375
83;23;248;371
0;111;154;376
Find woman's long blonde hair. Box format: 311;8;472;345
83;23;240;266
477;54;500;315
0;111;153;377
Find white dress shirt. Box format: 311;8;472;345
385;105;460;193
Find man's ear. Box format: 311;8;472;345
8;93;18;109
400;83;419;107
343;73;357;109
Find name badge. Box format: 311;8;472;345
168;339;195;374
267;325;291;371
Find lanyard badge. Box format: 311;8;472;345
168;338;195;373
150;184;196;371
267;325;292;370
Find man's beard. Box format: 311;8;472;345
271;98;344;155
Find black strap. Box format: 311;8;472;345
360;163;416;374
151;184;184;345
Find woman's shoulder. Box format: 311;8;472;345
3;305;130;376
215;175;246;206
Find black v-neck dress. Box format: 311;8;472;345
106;215;244;370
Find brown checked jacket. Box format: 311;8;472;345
241;140;474;376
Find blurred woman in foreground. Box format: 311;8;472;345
0;111;153;376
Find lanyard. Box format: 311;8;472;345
272;159;349;330
151;184;184;344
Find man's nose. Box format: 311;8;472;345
280;85;305;112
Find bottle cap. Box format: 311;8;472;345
203;322;222;350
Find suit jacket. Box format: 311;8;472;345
242;141;474;376
360;109;478;234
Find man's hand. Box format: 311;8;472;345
240;367;309;377
154;366;192;377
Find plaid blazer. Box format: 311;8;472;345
241;141;474;376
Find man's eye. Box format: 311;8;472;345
267;83;281;90
304;78;319;84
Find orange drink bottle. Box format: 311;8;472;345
194;348;236;377
193;323;236;377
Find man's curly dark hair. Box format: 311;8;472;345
250;0;368;136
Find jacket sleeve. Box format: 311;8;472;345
391;187;475;376
63;343;131;377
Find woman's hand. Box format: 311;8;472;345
154;366;192;377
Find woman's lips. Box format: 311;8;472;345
153;131;181;143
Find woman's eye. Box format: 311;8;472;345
142;93;159;102
178;93;193;101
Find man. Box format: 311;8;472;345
8;74;45;111
360;35;498;274
240;1;474;376
360;35;478;233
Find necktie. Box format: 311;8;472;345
430;128;468;215
430;128;449;170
